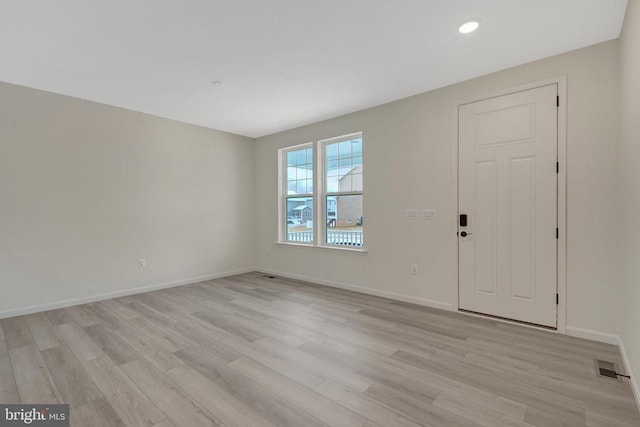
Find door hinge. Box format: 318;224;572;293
556;228;559;239
556;162;559;173
557;95;559;107
556;293;559;304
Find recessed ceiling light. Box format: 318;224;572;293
459;21;479;34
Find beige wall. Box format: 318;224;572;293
0;82;256;316
619;0;640;404
255;40;621;337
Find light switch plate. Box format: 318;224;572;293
406;209;418;219
423;209;436;219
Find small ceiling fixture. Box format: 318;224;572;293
211;80;226;87
459;21;479;34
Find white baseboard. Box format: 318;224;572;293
619;335;640;412
257;267;454;312
0;267;255;320
565;326;620;345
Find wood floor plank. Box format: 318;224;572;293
0;353;20;403
127;316;191;353
88;304;128;330
298;340;443;404
120;360;224;427
255;336;374;392
393;346;590;423
218;333;325;389
174;345;329;427
115;327;184;372
56;322;105;361
364;381;482;427
41;344;102;408
166;364;279;427
228;357;368;427
84;323;140;366
65;305;104;327
191;309;265;341
168;323;241;363
1;317;35;349
153;420;176;427
0;385;21;403
24;312;62;350
266;316;360;354
71;398;125;427
127;301;178;328
98;299;141;320
131;294;176;317
232;297;399;356
83;357;166;426
9;344;61;404
433;387;527;427
146;291;201;315
0;322;7;355
46;308;75;326
315;380;421;427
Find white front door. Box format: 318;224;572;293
458;84;558;327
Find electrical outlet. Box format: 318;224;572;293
411;264;418;275
138;258;146;268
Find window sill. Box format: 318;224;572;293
275;241;368;253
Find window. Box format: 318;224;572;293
280;133;364;249
323;135;363;247
284;145;314;243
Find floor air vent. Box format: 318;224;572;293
595;359;622;381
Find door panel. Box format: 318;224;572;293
509;156;536;301
458;85;557;327
473;161;497;295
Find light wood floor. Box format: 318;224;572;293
1;272;638;426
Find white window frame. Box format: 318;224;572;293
280;142;315;246
278;132;365;251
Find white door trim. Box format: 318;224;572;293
451;76;567;334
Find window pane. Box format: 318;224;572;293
340;175;352;192
338;141;351;158
296;150;306;165
325;138;362;194
286;147;313;195
351;173;363;192
351;139;362;155
338;157;351;169
326;176;340;193
287;151;297;167
286;197;313;243
326;143;338;160
326;195;363;247
297;168;307;180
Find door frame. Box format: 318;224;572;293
451;76;567;334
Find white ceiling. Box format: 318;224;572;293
0;0;628;138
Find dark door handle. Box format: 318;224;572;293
460;231;472;237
